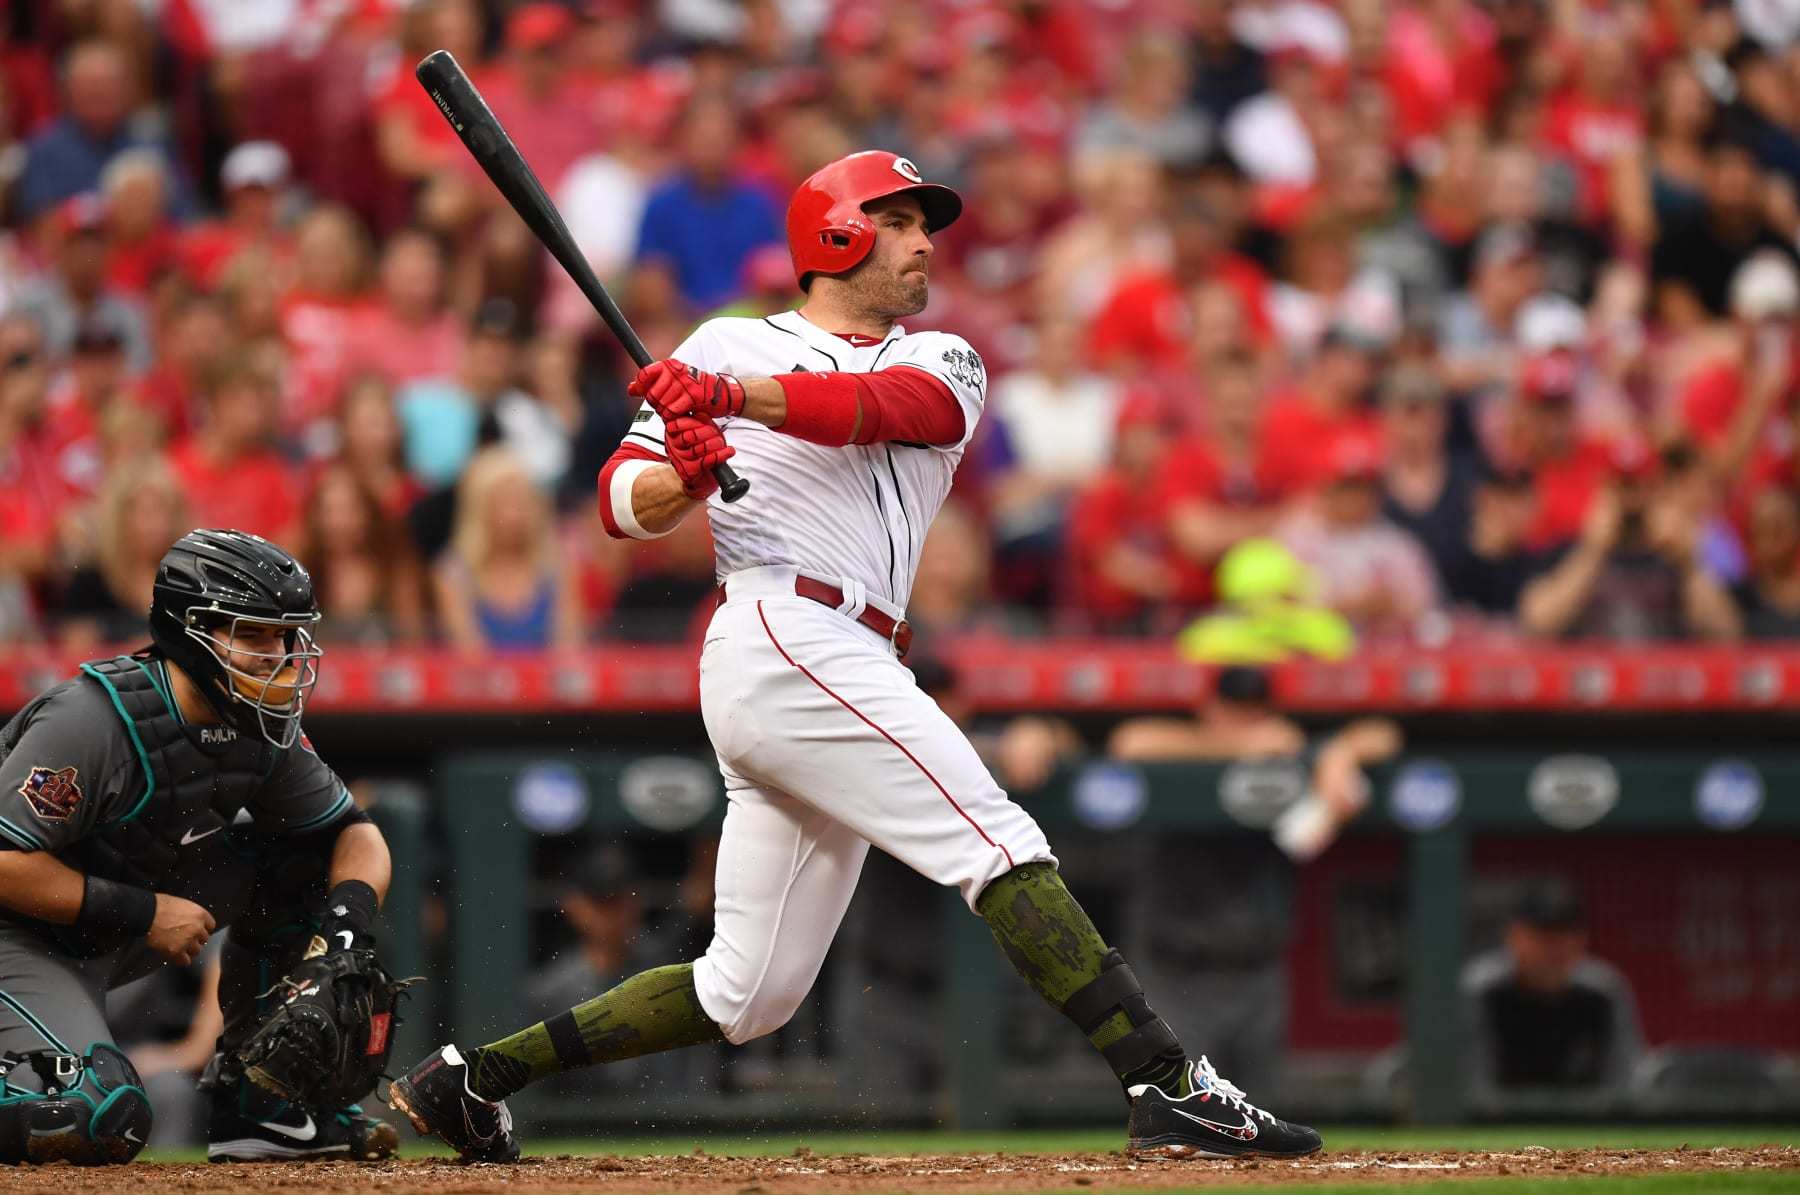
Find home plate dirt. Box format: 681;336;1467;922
5;1146;1798;1194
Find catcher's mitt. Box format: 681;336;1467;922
237;934;418;1108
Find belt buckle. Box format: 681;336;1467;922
889;617;912;658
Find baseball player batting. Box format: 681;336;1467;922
388;151;1321;1161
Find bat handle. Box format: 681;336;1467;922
714;462;750;503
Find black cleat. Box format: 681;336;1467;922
1127;1056;1322;1159
386;1045;519;1163
208;1088;398;1162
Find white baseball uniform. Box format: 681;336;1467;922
605;309;1055;1044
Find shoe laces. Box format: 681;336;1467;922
1189;1055;1276;1123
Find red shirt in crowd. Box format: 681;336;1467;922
1256;391;1381;495
1381;3;1504;150
278;290;366;432
177;222;296;291
0;426;72;554
1067;466;1176;623
170;440;301;543
1530;439;1614;547
1540;92;1643;227
342;309;464;389
1088;261;1272;369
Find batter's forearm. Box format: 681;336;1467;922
739;376;794;429
0;848;88;924
632;463;706;534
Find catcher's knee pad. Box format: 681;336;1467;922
0;1044;153;1165
1062;950;1180;1075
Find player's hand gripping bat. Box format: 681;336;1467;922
415;49;749;503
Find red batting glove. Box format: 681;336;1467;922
664;413;736;500
628;360;747;421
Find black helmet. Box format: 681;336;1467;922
150;529;322;748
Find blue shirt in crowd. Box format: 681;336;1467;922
15;117;196;222
634;174;782;311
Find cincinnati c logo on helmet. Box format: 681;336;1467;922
892;157;924;184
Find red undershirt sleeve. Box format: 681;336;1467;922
773;366;965;447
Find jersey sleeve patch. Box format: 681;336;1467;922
19;765;83;822
937;345;986;398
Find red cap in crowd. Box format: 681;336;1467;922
55;193;107;237
1521;351;1580;404
1327;432;1385;485
509;2;575;51
1609;436;1660;483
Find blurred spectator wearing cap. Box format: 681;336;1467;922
1074;33;1211;172
1519;438;1741;641
1485;350;1614;546
1460;883;1643;1109
1651;132;1800;330
1682;252;1800;483
296;464;428;645
10;192;153;371
177;142;297;292
1222;36;1335;189
467;3;603;199
1258;320;1384;495
435;445;583;653
1437;222;1543;396
55;456;186;650
1088;168;1272;372
632;97;784;315
40;313;135;503
1731;486;1800;638
15;40;194;225
1277;431;1440;635
343;226;464;389
1379;363;1473;588
170;352;301;545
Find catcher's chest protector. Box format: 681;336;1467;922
71;656;268;882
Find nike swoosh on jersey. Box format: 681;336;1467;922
257;1113;317;1142
180;825;223;845
1168;1104;1260;1141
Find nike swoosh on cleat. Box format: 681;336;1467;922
180;825;223;845
1168;1105;1260;1141
258;1113;318;1142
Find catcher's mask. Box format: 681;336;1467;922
150;529;322;749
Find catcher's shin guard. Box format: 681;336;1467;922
0;1045;152;1164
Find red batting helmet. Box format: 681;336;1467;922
786;150;963;288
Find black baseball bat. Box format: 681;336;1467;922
414;49;749;503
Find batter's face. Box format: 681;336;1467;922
843;194;934;320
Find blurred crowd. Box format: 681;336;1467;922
5;0;1800;650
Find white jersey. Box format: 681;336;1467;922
621;309;987;610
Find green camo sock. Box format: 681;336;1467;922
463;963;725;1101
977;862;1189;1096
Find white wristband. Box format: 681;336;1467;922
610;458;675;540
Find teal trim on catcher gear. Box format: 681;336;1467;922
0;815;47;851
77;662;156;826
0;989;73;1052
0;1043;153;1164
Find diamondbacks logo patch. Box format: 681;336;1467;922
19;766;82;821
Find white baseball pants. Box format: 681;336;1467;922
691;566;1055;1044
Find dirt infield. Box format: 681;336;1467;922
6;1146;1798;1194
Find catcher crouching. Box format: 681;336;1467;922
0;529;408;1164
